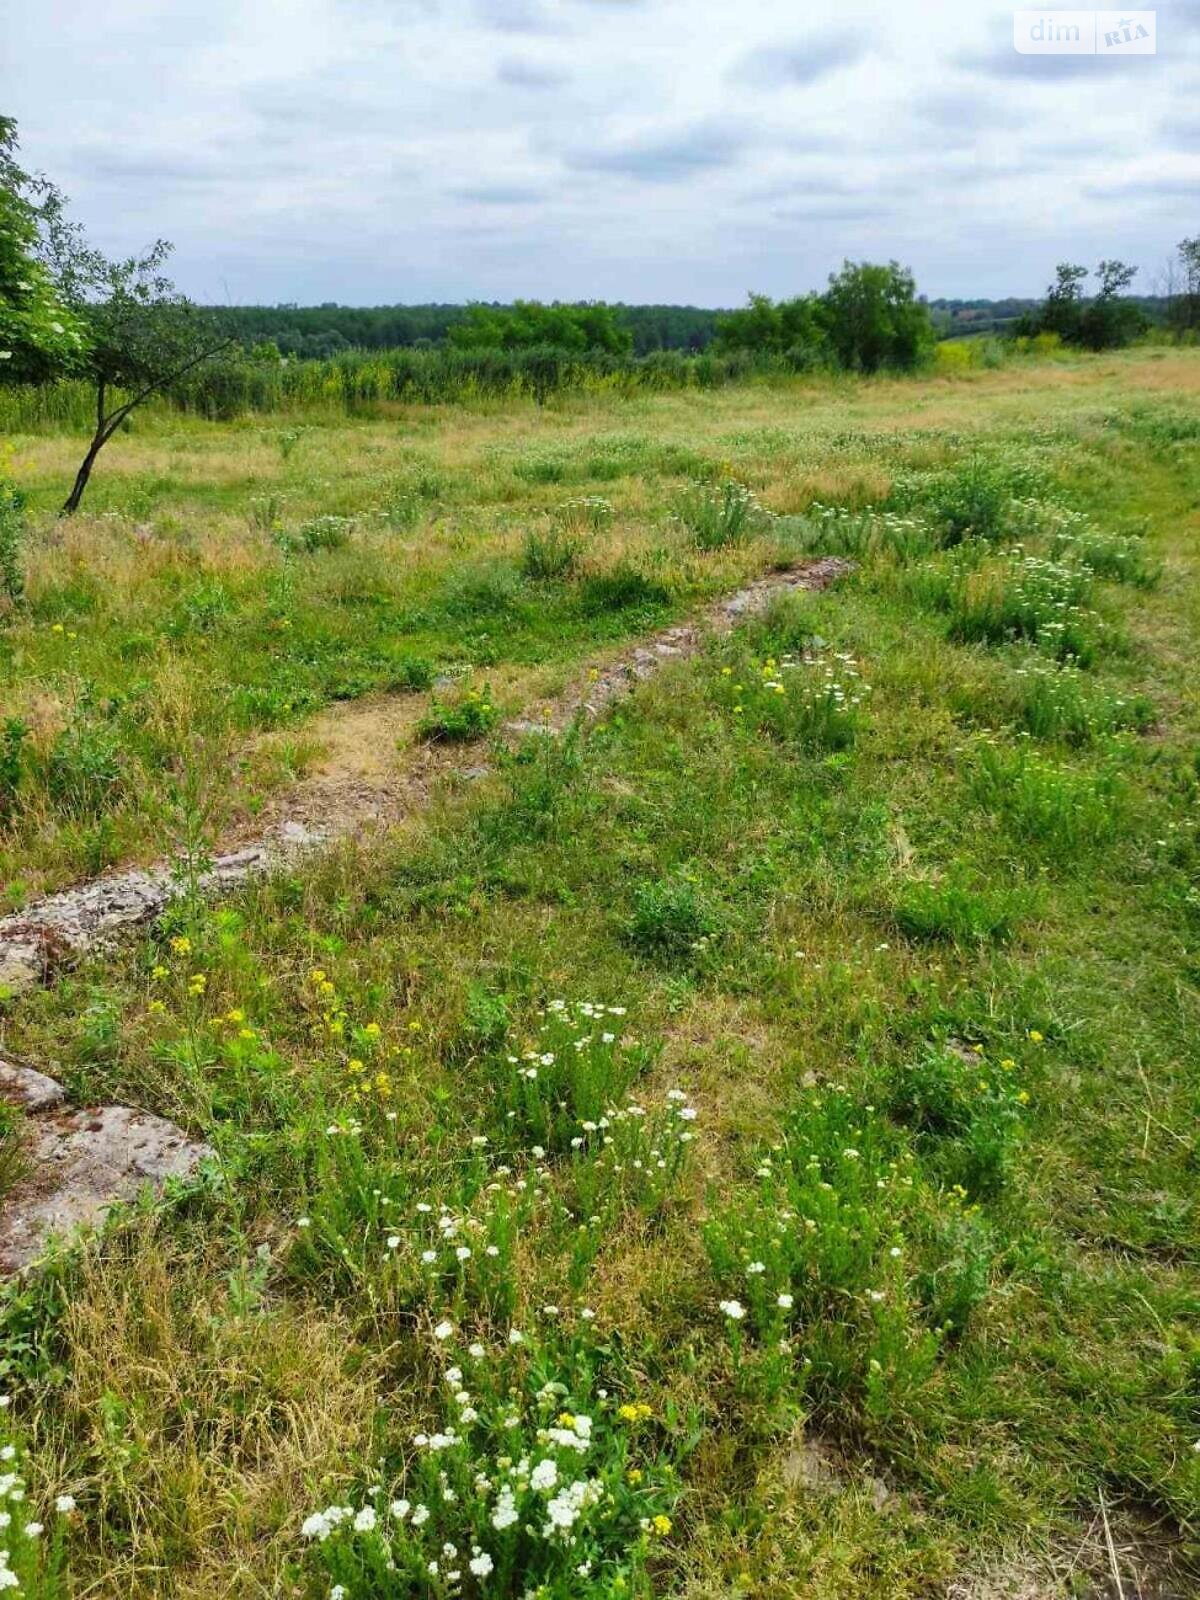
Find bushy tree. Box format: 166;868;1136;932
40;206;230;513
1079;260;1145;350
1036;262;1089;343
0;116;85;381
714;293;827;366
819;260;934;373
1169;235;1199;336
1022;260;1146;351
448;300;632;356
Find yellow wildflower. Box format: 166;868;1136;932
652;1515;672;1537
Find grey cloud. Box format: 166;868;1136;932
70;145;304;185
913;90;1023;130
497;57;570;87
453;183;546;202
772;201;885;225
731;30;865;89
1082;173;1200;200
564;120;746;180
1159;108;1200;149
477;0;560;34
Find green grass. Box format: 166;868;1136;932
1;349;1199;1597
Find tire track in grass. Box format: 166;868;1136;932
0;558;852;998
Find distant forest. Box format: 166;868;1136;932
213;296;1175;358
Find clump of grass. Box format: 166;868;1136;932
0;1101;29;1206
44;716;127;820
0;716;28;824
713;644;870;751
577;564;669;616
779;503;937;563
893;878;1023;946
558;496;614;535
676;480;768;550
301;1320;685;1600
890;455;1041;546
1049;522;1161;588
443;567;525;622
705;1090;943;1410
1012;659;1154;744
521;523;583;582
627;871;722;964
966;739;1124;855
276;514;354;555
887;1045;1027;1200
909;547;1102;663
417;686;499;744
247;492;287;533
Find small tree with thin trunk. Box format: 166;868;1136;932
40;205;230;514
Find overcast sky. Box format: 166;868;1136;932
3;0;1198;305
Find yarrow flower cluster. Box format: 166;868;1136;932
301;1333;677;1596
0;1419;77;1591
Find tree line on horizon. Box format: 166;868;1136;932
2;106;1198;519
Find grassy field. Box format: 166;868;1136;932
1;348;1199;1597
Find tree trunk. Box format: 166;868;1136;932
60;429;107;515
60;379;109;516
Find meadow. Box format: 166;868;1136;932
0;346;1199;1597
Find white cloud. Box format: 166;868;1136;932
2;0;1196;302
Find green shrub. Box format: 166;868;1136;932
967;741;1123;855
0;717;28;823
277;514;354;555
577;565;670;616
894;878;1022;945
0;476;26;602
627;872;721;963
676;480;767;550
887;1046;1025;1200
915;459;1021;546
44;718;127;819
417;686;498;744
521;523;583;582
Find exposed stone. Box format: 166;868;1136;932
0;825;323;998
0;1057;66;1113
0;1105;212;1274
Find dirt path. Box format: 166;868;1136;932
0;557;851;996
0;555;849;1275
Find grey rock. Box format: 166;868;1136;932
0;1058;66;1113
0;1105;212;1274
